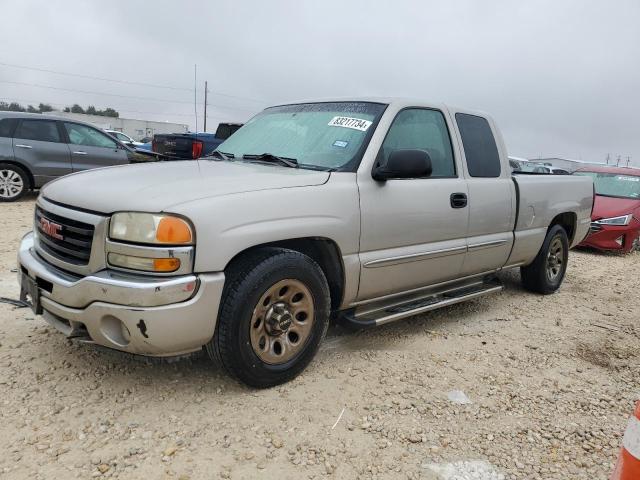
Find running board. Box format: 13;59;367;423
341;279;503;328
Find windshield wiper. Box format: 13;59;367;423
205;150;235;161
242;153;298;168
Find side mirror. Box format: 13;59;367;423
372;149;432;181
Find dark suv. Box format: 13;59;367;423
0;112;154;201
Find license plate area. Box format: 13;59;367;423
20;273;43;315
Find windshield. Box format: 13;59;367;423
215;102;386;171
575;171;640;199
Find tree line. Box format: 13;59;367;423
0;101;119;117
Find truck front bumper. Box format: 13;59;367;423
17;232;225;356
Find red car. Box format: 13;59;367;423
574;166;640;253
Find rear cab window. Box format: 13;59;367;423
455;113;501;177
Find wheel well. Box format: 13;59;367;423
550;212;577;243
0;160;34;189
226;238;345;310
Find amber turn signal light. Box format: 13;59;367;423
153;258;181;272
156;217;193;244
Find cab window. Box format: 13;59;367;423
379;108;456;177
455;113;501;178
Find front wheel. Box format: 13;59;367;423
521;224;569;294
0;163;29;202
207;248;330;388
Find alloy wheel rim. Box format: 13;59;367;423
0;169;24;199
249;279;314;365
546;237;564;281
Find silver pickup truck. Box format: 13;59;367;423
17;99;593;387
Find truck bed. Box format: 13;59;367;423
507;173;593;266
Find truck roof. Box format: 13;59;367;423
269;97;491;118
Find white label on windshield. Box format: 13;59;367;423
328;116;372;131
617;176;640;182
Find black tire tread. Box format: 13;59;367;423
206;247;330;388
521;225;569;295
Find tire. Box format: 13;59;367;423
520;224;569;294
206;247;331;388
0;163;29;202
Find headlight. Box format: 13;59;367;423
110;212;194;245
594;214;633;226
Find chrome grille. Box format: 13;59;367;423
35;206;95;265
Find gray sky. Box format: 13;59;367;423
1;0;638;164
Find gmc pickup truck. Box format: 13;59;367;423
17;99;593;388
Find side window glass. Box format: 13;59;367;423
379;109;455;177
455;113;501;178
64;123;118;149
14;120;61;143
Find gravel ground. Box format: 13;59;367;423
0;195;638;480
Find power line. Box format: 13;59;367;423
0;60;266;103
0;79;258;112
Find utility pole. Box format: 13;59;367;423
203;81;208;132
626;155;631;167
606;153;610;165
616;155;621;167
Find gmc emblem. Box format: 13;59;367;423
39;217;63;240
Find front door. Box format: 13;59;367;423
63;122;129;172
357;108;469;300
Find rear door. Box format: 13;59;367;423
452;112;515;275
12;118;72;185
63;122;129;171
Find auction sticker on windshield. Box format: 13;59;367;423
617;176;640;182
328;116;372;131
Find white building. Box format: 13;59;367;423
54;112;188;141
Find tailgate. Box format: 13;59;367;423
152;134;195;159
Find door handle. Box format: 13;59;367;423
15;144;32;149
450;192;468;209
73;151;88;155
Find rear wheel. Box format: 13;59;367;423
521;225;569;294
0;163;29;202
207;248;330;388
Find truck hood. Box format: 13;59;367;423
42;160;330;214
592;194;640;221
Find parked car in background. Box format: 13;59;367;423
152;122;242;159
0;112;157;201
105;130;144;147
574;166;640;252
17;98;593;387
139;136;153;144
512;162;570;175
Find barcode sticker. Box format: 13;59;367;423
328;116;372;131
